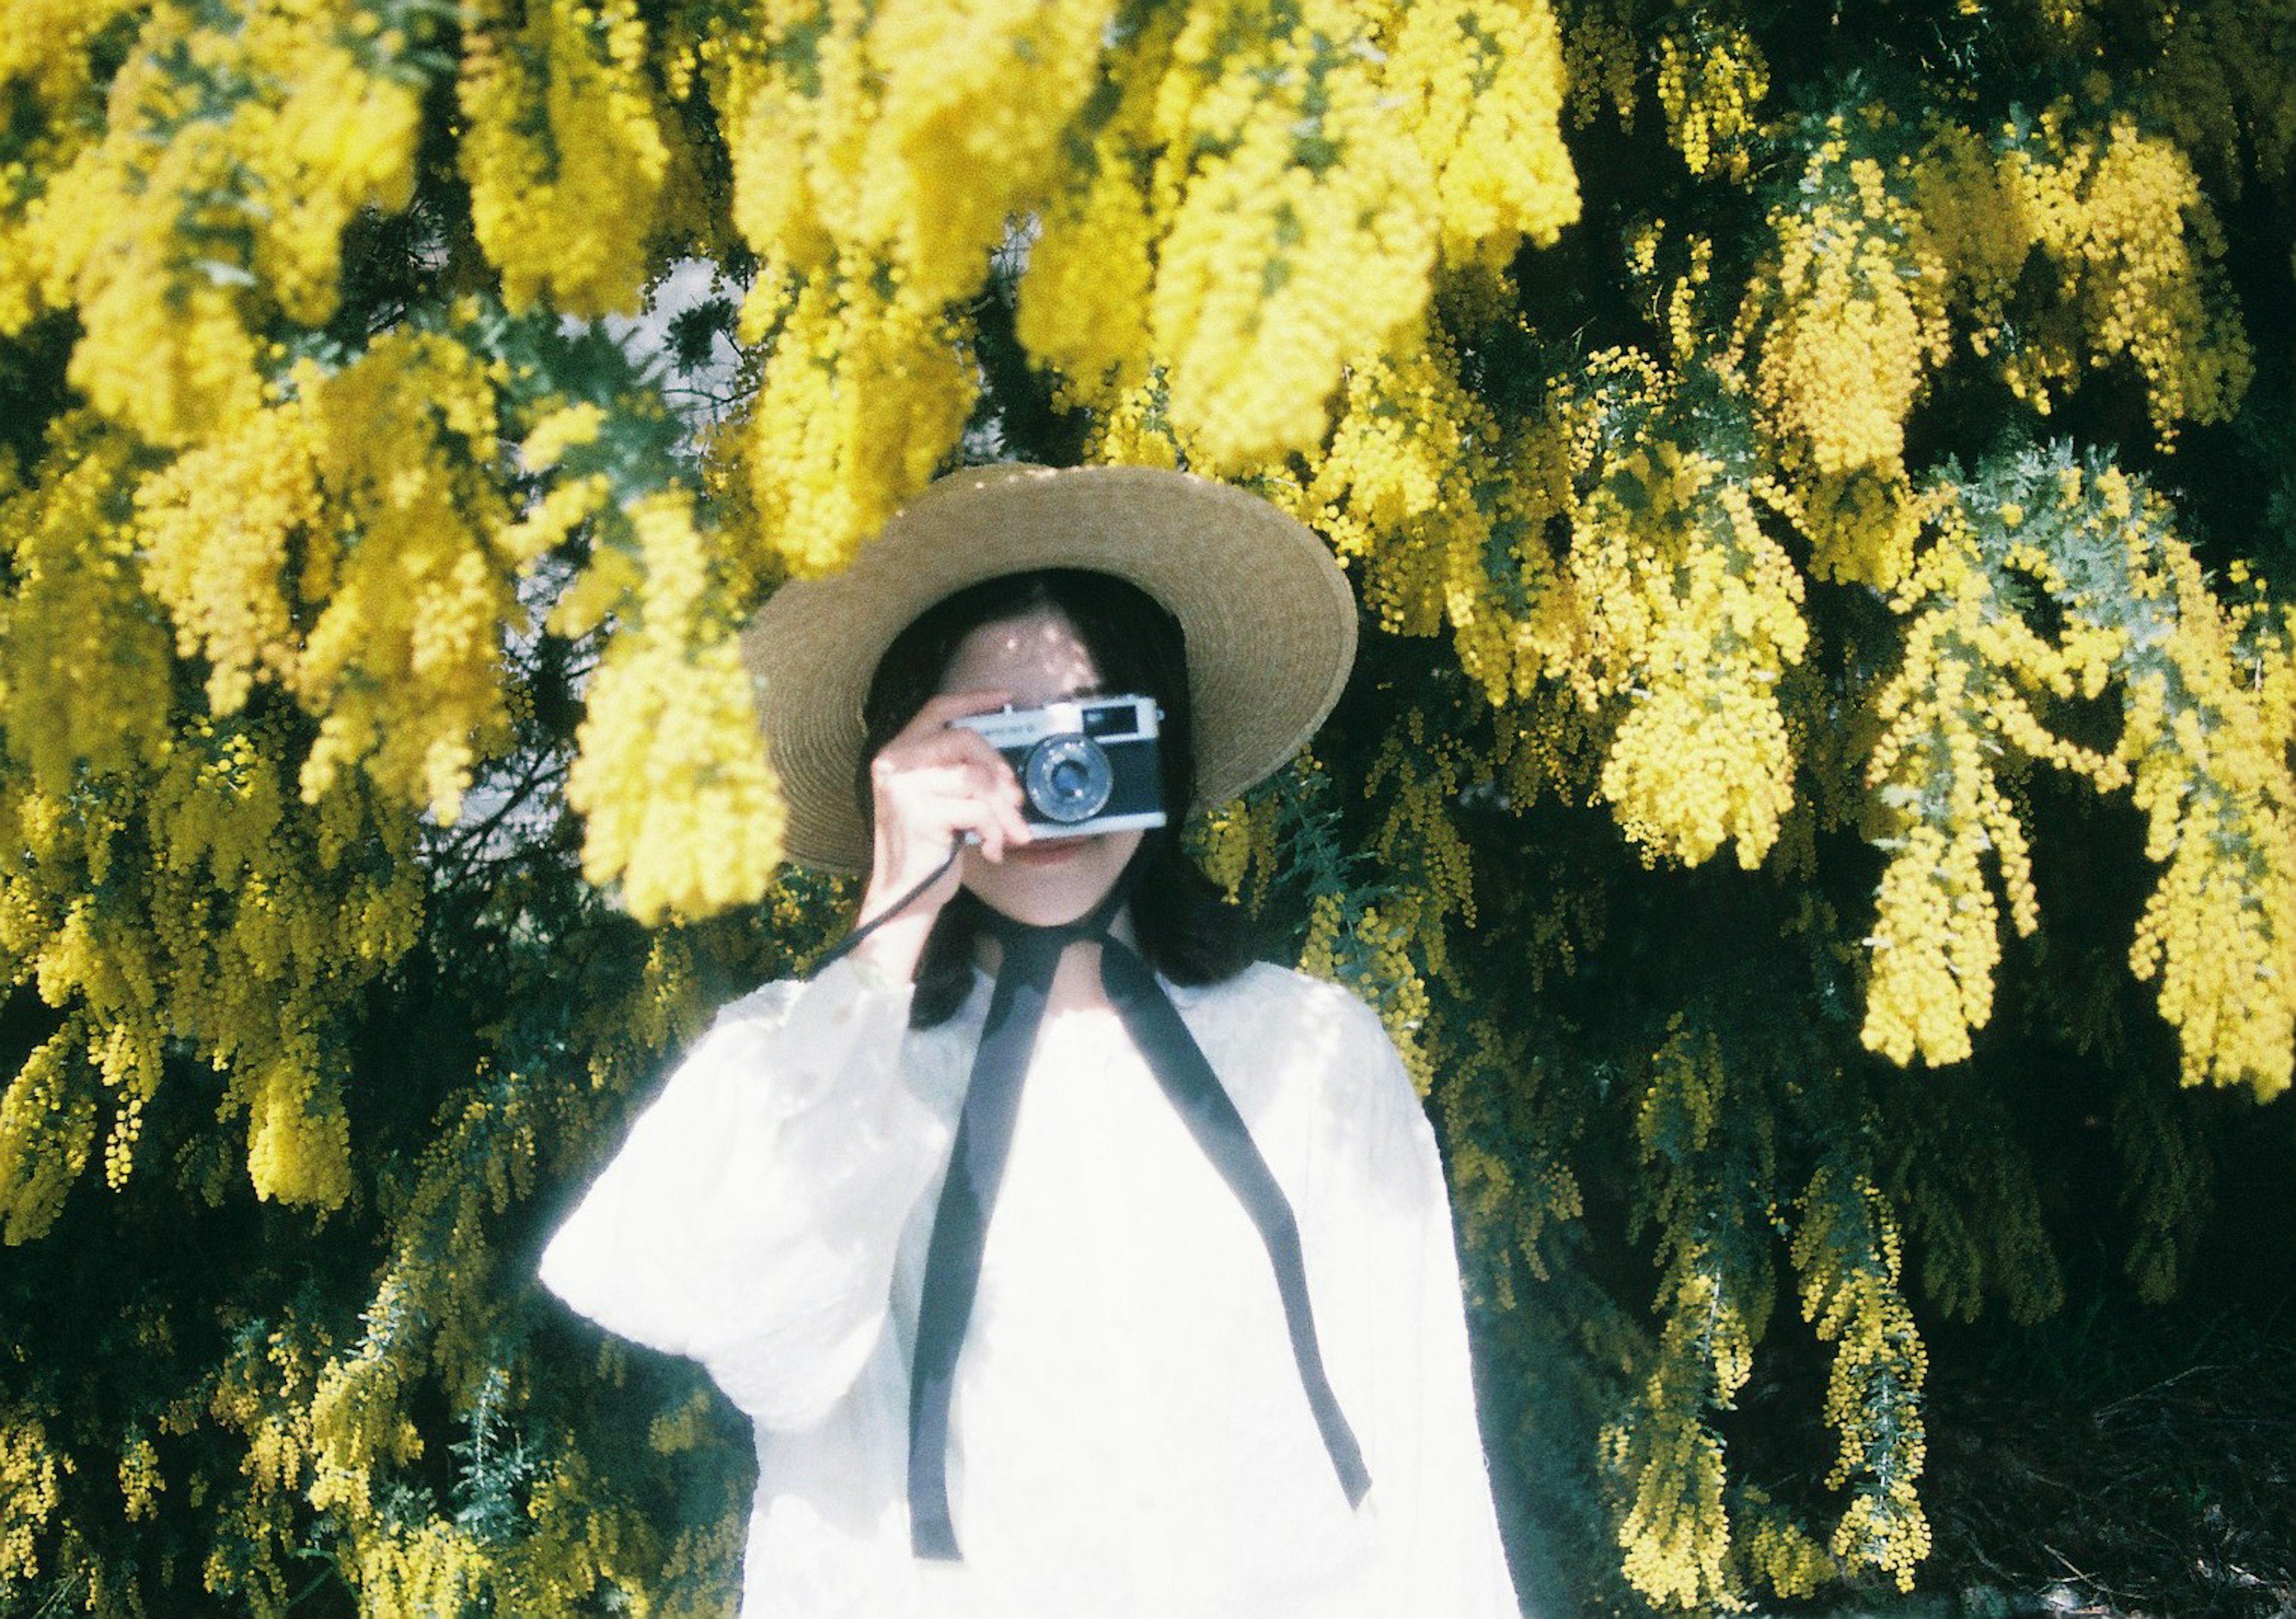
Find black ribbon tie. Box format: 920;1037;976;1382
902;886;1370;1560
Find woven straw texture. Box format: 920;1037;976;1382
741;464;1358;872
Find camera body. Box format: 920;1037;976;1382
952;695;1168;841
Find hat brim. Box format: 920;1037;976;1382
742;464;1358;873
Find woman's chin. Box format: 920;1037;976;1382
964;829;1143;928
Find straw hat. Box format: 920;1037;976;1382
741;463;1358;873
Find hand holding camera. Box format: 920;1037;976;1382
949;695;1167;841
850;689;1031;975
850;692;1166;980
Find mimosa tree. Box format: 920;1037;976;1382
1;0;2289;1611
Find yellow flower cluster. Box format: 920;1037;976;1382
0;665;425;1222
14;0;424;444
1744;100;2251;589
970;0;1574;469
307;1282;427;1523
2107;518;2294;1100
0;1408;61;1584
1190;792;1282;912
0;0;137;110
515;1449;664;1612
1558;0;1639;130
305;1091;594;1601
711;0;1114;572
1387;0;1578;270
118;1431;163;1523
655;1514;750;1619
340;1520;486;1616
737;263;978;579
1738;1490;1837;1599
245;1057;356;1211
1860;512;2126;1069
1866;455;2293;1097
0;419;172;799
1148;0;1434;469
1992;106;2254;445
0;390;436;1221
560;491;786;924
1360;903;1436;1093
1773;467;1929;597
138;331;526;820
1493;685;1605;817
459;0;679;316
155;725;421;1206
203;1308;329;1611
1080;374;1193;470
718;0;1113;307
648;1388;719;1456
0;1027;93;1243
2142;0;2296;188
1604;1336;1732;1609
1015;7;1184;407
1654;20;1768;182
1756;190;1939;481
133;405;315;715
1296;891;1433;1092
1437;1019;1583;1299
1606;1027;1767;1609
1905;118;2026;337
1080;0;1573;471
1571;442;1809;869
1744;117;1951;523
1861;815;2004;1073
1364;713;1480;980
1271;332;1579;708
0;0;136;331
1790;1167;1931;1590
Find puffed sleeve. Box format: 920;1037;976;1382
1311;987;1521;1617
538;955;951;1431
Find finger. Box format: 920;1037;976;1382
912;776;1022;843
921;725;1021;784
945;798;1006;863
994;795;1033;850
878;760;1015;823
876;725;1017;790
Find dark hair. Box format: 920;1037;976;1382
859;569;1254;1027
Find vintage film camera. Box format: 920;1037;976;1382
952;695;1168;840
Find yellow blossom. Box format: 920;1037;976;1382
1572;442;1810;869
138;331;525;820
1387;0;1578;267
0;417;173;795
1148;0;1438;469
1654;20;1768;182
565;491;784;924
0;1409;63;1582
459;0;676;316
739;262;978;579
22;0;426;442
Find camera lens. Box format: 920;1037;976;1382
1023;735;1114;824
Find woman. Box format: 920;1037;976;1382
541;465;1519;1617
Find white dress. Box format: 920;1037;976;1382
541;955;1520;1618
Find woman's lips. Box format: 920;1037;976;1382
1004;836;1084;866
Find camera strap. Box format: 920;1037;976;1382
905;880;1370;1561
